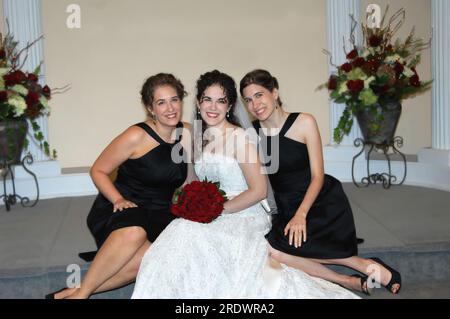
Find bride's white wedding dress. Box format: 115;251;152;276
132;129;359;299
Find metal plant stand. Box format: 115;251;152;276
1;154;39;211
351;137;407;189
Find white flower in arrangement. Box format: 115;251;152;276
11;84;29;96
402;66;415;78
40;95;50;112
384;54;405;64
8;95;27;117
338;82;348;95
0;68;9;76
362;49;371;58
364;76;376;89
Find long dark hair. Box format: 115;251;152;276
239;69;283;107
195;70;241;146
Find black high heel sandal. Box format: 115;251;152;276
369;257;402;294
351;274;371;296
45;288;68;299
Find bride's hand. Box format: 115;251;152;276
284;213;307;248
113;198;138;213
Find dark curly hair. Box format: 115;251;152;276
239;69;283;107
141;73;187;109
196;70;241;130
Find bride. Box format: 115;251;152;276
131;70;359;299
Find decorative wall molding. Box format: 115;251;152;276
326;0;362;146
3;0;50;162
431;0;450;151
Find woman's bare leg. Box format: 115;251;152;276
57;240;151;299
269;246;363;292
56;226;147;299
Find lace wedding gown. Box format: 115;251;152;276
132;129;359;299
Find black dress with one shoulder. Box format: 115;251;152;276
87;122;187;248
253;113;358;259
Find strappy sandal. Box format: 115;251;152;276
369;257;402;294
351;274;371;296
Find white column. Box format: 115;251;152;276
3;0;49;162
419;0;450;167
326;0;362;146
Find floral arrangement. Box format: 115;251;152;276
319;6;432;143
171;179;228;224
0;28;57;159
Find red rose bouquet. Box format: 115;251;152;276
171;179;228;224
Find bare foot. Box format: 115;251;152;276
54;287;77;299
64;289;90;299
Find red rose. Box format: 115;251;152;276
347;49;358;60
394;62;404;76
328;76;337;90
410;74;421;87
26;91;41;107
0;49;5;60
0;91;7;102
42;85;51;99
28;73;39;82
4;70;27;87
346;80;364;93
25;104;42;119
352;57;366;68
362;58;381;74
369;35;382;47
340;63;353;73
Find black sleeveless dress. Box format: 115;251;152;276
253;113;358;259
87;122;187;248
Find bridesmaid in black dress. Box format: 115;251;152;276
49;73;192;299
240;69;401;295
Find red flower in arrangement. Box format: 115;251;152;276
346;80;364;93
340;63;353;73
346;49;358;60
410;74;421;87
328;76;338;90
25;91;40;108
4;70;27;86
394;62;405;76
27;73;39;82
369;35;382;48
42;85;51;99
171;180;228;224
362;58;381;74
0;91;7;103
352;57;366;68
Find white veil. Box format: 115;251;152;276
234;100;278;215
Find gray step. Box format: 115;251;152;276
2;245;449;299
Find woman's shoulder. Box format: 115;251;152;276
230;126;259;147
120;124;148;144
293;113;318;130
